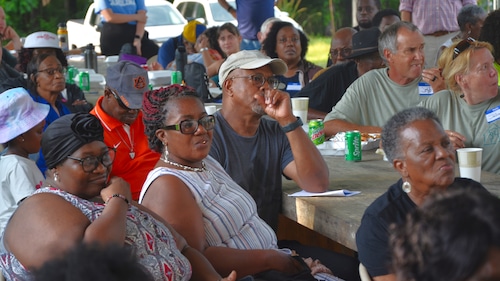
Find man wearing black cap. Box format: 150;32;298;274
297;27;384;119
90;61;159;201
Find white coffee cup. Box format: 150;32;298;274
205;105;217;115
291;97;309;122
456;148;483;182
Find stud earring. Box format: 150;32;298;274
402;181;411;193
54;171;59;182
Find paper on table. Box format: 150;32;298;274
289;189;361;197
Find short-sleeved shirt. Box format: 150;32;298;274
324;68;426;127
90;97;160;200
296;61;358;113
209;111;294;231
95;0;147;25
419;88;500;174
356;177;485;277
0;155;43;235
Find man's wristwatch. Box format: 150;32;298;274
281;117;303;133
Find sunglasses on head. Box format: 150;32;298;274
106;87;134;111
453;37;476;60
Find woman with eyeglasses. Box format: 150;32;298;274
261;21;322;97
0;113;237;281
25;53;72;175
419;39;500;174
139;85;338;280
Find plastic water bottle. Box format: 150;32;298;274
175;45;187;82
84;43;98;73
79;71;90;91
66;66;77;84
57;22;69;52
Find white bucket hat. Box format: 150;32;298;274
23;31;60;49
0;88;50;143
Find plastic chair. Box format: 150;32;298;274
359;263;372;281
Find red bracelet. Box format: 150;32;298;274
106;194;130;206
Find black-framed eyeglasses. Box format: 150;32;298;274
107;87;134;111
229;74;283;90
453;37;476;60
163;115;215;134
38;66;65;76
67;148;116;173
329;47;352;58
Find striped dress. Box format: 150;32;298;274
139;155;278;250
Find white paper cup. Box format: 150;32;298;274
457;148;483;182
291;97;309;122
205;105;217;115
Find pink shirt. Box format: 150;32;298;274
399;0;477;35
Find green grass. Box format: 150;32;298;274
306;36;330;68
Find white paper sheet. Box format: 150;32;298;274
289;189;361;197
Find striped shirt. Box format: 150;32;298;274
399;0;476;35
140;155;278;250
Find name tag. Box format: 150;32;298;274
418;82;433;96
286;82;302;91
485;106;500;123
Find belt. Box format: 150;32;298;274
425;30;454;37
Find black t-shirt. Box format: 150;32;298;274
296;61;358;113
356;177;485;277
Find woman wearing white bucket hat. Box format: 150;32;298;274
0;31;93;113
0;87;49;235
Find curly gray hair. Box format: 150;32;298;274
382;107;442;163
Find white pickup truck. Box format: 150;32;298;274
67;0;187;53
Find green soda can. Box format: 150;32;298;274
345;130;362;161
308;119;325;145
66;66;76;84
171;70;183;84
79;71;90;91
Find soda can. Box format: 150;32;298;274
79;71;90;91
171;70;183;84
345;130;362;161
66;66;76;84
308;119;325;145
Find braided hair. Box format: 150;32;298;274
17;47;68;73
142;84;199;153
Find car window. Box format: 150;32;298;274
192;2;206;20
209;2;235;22
147;5;186;26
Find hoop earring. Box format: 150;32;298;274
402;181;411;193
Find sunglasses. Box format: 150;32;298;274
453;37;476;60
107;87;134;111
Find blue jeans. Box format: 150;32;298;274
240;39;261;51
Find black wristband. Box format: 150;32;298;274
281;117;303;133
227;6;234;12
134;34;141;39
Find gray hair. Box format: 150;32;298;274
378;21;420;64
382;107;442;163
260;17;281;34
457;5;486;32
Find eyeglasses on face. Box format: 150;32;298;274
38;66;65;76
163;115;215;134
106;87;134;111
453;37;476;60
67;148;116;173
330;48;352;58
229;74;282;90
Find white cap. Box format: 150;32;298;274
218;50;288;83
24;31;60;49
